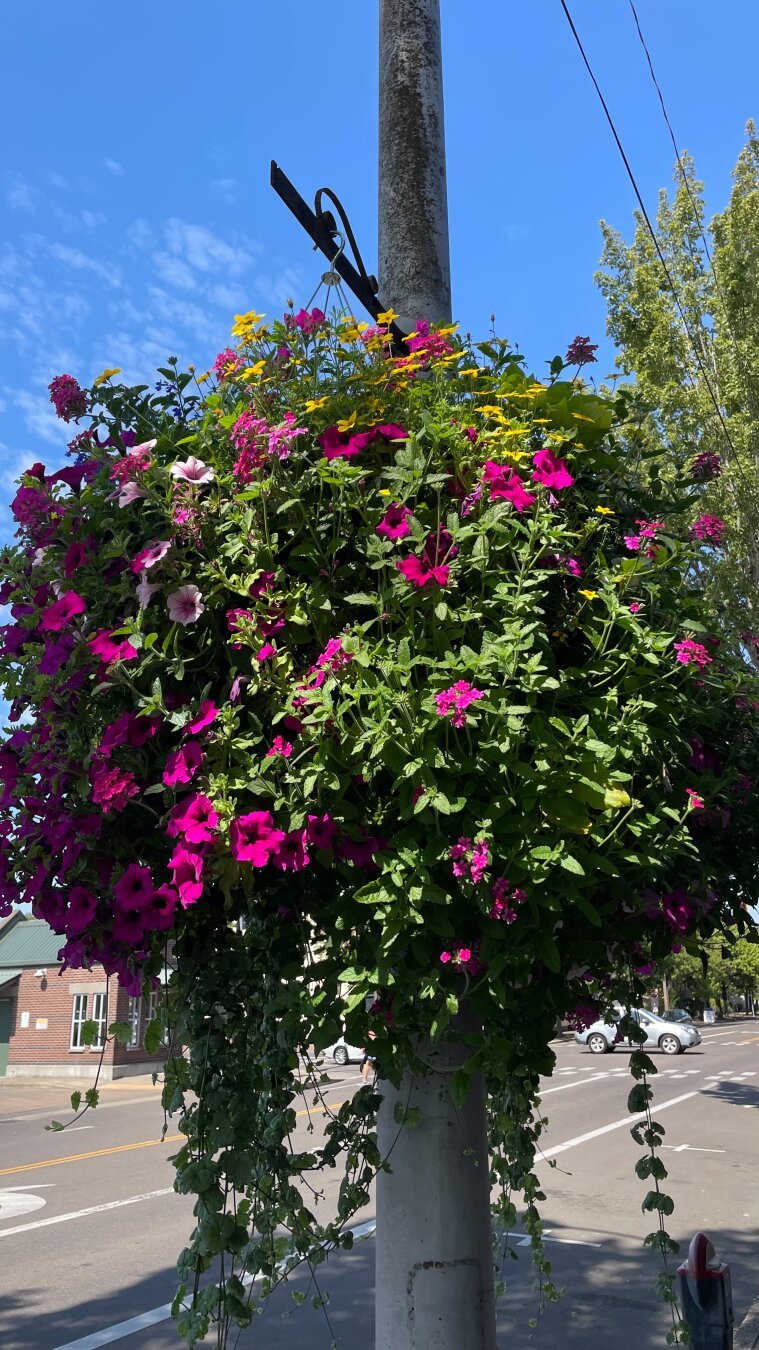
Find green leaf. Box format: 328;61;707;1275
81;1019;98;1047
604;786;631;809
559;853;585;876
108;1021;132;1042
70;1090;82;1113
144;1018;161;1055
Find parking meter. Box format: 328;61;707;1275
677;1232;733;1350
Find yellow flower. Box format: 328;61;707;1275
459;367;482;377
231;310;265;337
437;323;459;336
378;489;391;497
579;590;599;601
376;308;398;325
196;371;211;384
595;505;615;516
239;360;267;381
93;367;121;386
305;397;328;412
337;412;357;432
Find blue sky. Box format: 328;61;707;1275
1;0;757;527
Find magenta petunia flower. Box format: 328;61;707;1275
131;540;172;575
39;634;75;675
163;741;204;788
318;422;407;461
531;447;574;490
184;700;218;736
229;811;285;867
64;885;99;936
271;829;310;871
166;793;219;845
170;455;215;486
376;502;412;540
88;629;139;665
307;813;337;850
397;556;450;588
168;844;206;908
483;461;536;513
167;585;205;625
38;591;86;632
114;863;155;911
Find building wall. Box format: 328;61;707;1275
5;968;167;1080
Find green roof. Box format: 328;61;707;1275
0;919;64;968
0;969;21;989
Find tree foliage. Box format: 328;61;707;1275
597;121;759;657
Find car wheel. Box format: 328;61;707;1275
587;1033;609;1054
333;1046;349;1065
659;1034;682;1056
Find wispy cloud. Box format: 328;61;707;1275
5;173;34;213
209;178;238;205
104;158;125;176
163;219;257;276
48;243;122;288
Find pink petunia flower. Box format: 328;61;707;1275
114;863;155;911
397;556;450;588
168;844;206;908
136;571;162;610
167;585;205;625
307;813;337;850
376;503;412;540
88;629;139;665
115;481;150;508
531;447;574;490
166;793;219;845
131;540;171;575
271;829;310;871
170;455;215;485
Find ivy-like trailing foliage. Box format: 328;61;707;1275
2;309;758;1344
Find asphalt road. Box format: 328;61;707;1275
0;1021;757;1350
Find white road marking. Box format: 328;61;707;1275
0;1187;173;1239
541;1091;699;1160
662;1144;725;1154
0;1184;54;1221
63;1126;94;1133
52;1218;377;1350
515;1228;601;1248
541;1072;612;1095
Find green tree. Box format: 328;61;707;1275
596;122;759;658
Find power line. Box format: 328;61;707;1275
557;0;748;489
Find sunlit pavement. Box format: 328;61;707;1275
0;1025;757;1349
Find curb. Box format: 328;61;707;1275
736;1294;759;1350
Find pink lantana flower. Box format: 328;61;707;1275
686;788;705;810
690;514;726;546
673;638;712;669
531;447;574;490
163;741;204;787
131;539;171;575
167;585;205;625
266;735;293;759
435;680;485;728
483;461;536;513
38;591;86;632
376;502;412;540
230;811;285;867
90;761;139;813
170;455;215;486
629;602;643;614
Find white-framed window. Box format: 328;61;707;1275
144;989;168;1047
70;993;88;1050
90;992;107;1050
127;996;142;1049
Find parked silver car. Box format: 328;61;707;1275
575;1007;702;1056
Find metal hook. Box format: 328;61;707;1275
321;230;346;286
314;187;379;295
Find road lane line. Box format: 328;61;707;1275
0;1188;174;1238
0;1100;350;1178
541;1072;611;1095
541;1091;699;1160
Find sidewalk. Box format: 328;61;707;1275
0;1071;162;1118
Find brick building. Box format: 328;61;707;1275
0;913;168;1079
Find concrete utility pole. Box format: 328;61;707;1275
376;8;496;1347
378;0;452;333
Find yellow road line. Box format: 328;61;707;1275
0;1099;349;1178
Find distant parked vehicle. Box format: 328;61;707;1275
574;1007;701;1056
661;1008;693;1024
321;1037;365;1066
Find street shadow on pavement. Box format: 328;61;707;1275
703;1079;759;1108
4;1218;758;1350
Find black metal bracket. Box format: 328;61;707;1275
270;161;409;356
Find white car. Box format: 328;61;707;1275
321;1037;366;1066
575;1007;701;1056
